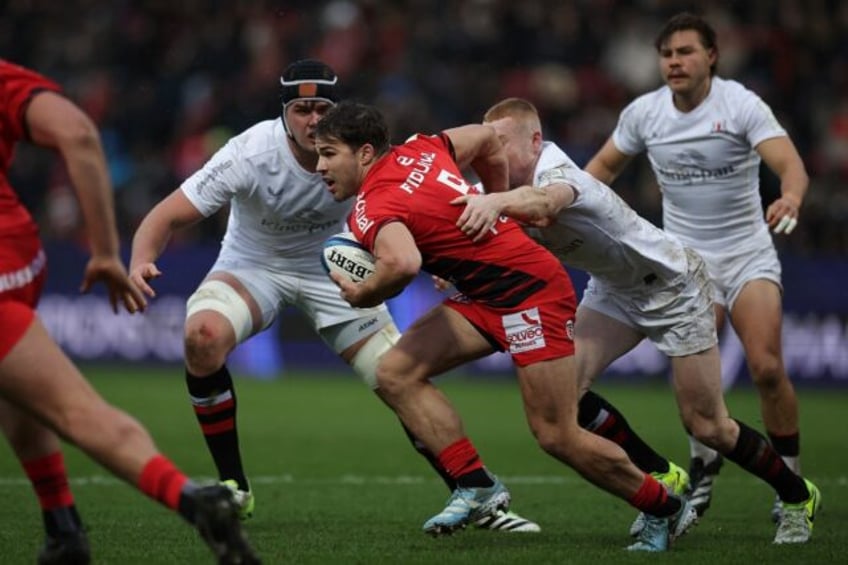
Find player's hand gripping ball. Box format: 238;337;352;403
321;232;375;283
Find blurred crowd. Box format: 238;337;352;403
4;0;847;255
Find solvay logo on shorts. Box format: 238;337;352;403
502;307;546;354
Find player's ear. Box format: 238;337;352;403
532;129;543;152
707;46;718;68
358;143;376;165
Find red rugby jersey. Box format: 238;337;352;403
348;133;565;308
0;60;61;239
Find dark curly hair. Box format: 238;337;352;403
314;101;390;156
654;12;719;76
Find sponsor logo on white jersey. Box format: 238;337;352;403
710;120;727;133
194;160;233;194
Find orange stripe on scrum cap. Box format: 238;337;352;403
298;83;319;97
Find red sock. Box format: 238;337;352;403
138;454;189;511
23;452;74;509
437;438;484;479
629;474;679;517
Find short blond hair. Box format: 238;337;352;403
483;97;540;123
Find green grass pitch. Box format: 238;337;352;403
0;366;845;564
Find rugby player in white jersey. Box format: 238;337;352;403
585;12;809;523
128;60;537;533
451;97;820;548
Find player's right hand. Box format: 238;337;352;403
452;194;502;242
80;255;147;314
129;262;162;298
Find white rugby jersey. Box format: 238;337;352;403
181;119;352;269
611;77;786;252
534;143;688;292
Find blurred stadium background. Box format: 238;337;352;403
4;2;848;562
4;0;847;386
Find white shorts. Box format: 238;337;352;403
580;248;717;357
695;241;782;310
201;255;391;353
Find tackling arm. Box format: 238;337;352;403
454;183;575;242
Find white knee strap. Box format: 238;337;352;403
351;323;401;389
186;280;253;343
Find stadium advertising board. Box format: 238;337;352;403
38;243;848;385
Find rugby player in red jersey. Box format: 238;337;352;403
0;59;259;564
314;101;696;543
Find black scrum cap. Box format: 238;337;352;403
279;59;339;106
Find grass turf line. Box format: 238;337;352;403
0;366;845;564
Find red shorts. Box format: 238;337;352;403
1;236;47;360
0;300;35;360
444;267;576;367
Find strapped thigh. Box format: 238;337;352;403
186;280;254;343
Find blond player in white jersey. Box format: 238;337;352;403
585;12;809;522
129;60;537;533
451;97;819;548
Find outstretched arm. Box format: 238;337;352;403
757;136;809;235
25;90;146;313
129;189;205;297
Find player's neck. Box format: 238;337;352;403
672;76;712;113
288;137;319;172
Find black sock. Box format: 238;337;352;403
578;390;669;474
768;431;800;458
400;422;457;491
455;468;494;489
177;483;200;524
185;365;248;491
727;419;807;504
43;505;83;537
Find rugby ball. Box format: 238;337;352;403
321;232;376;283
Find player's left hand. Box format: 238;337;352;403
432;275;452;292
451;194;502;242
766;196;800;235
80;255;148;314
329;270;381;308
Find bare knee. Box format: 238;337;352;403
530;419;580;463
184;320;232;374
374;348;422;399
748;352;786;392
685;414;736;453
536;429;568;461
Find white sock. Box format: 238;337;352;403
689;435;719;464
781;455;801;475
